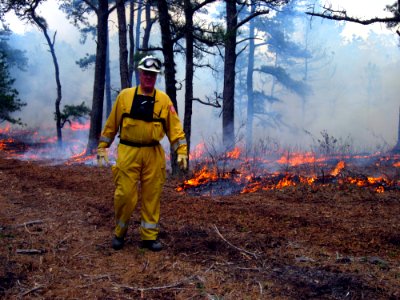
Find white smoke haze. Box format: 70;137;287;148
3;1;400;160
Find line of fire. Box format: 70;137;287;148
1;121;399;196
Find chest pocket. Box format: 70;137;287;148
130;91;155;122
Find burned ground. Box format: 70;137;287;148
0;154;399;299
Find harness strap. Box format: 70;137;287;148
119;139;160;147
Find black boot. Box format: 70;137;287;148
112;236;125;250
141;239;163;251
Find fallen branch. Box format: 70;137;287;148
19;285;45;296
16;249;45;255
212;224;258;259
113;275;198;292
15;220;44;227
258;281;263;296
112;264;214;293
24;223;41;235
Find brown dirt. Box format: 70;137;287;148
0;154;399;299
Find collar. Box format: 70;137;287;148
137;86;156;97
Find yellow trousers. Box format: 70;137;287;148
112;144;166;240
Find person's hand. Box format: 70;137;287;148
97;148;109;167
177;154;188;171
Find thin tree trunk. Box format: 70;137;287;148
157;0;179;174
134;0;143;86
86;0;109;154
105;30;112;116
142;1;152;48
183;0;193;163
246;5;255;150
223;0;237;150
31;14;62;146
116;0;130;89
128;0;135;86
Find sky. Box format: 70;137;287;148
3;0;400;153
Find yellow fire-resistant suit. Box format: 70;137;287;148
98;86;187;241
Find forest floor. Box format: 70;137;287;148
0;153;400;299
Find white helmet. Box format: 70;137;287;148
138;55;162;73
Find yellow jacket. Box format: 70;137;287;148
98;86;187;155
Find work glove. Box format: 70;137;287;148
97;148;109;167
177;154;188;171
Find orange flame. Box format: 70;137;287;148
227;147;241;159
277;152;323;166
70;121;90;131
0;124;11;134
189;143;206;160
330;161;345;176
276;175;296;189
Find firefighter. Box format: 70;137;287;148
97;55;188;251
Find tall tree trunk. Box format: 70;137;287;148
223;1;237;150
105;29;112;116
86;0;109;154
128;0;135;86
246;5;255;150
134;0;143;86
142;2;152;48
31;14;63;146
116;0;130;89
183;0;194;165
157;0;179;174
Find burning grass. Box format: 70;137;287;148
179;145;400;196
1;125;399;196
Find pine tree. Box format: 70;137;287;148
0;52;26;125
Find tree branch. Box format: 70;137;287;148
192;93;222;108
82;0;98;14
307;5;400;26
235;10;270;31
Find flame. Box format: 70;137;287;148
330;161;345;176
177;148;398;195
2;127;399;194
0;137;15;150
0;121;95;164
227;147;241;159
276;175;296;189
300;176;316;185
70;121;90;131
178;166;218;190
189;142;206;160
277;152;324;166
241;182;262;193
0;124;11;134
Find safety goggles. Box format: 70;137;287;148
141;58;161;70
